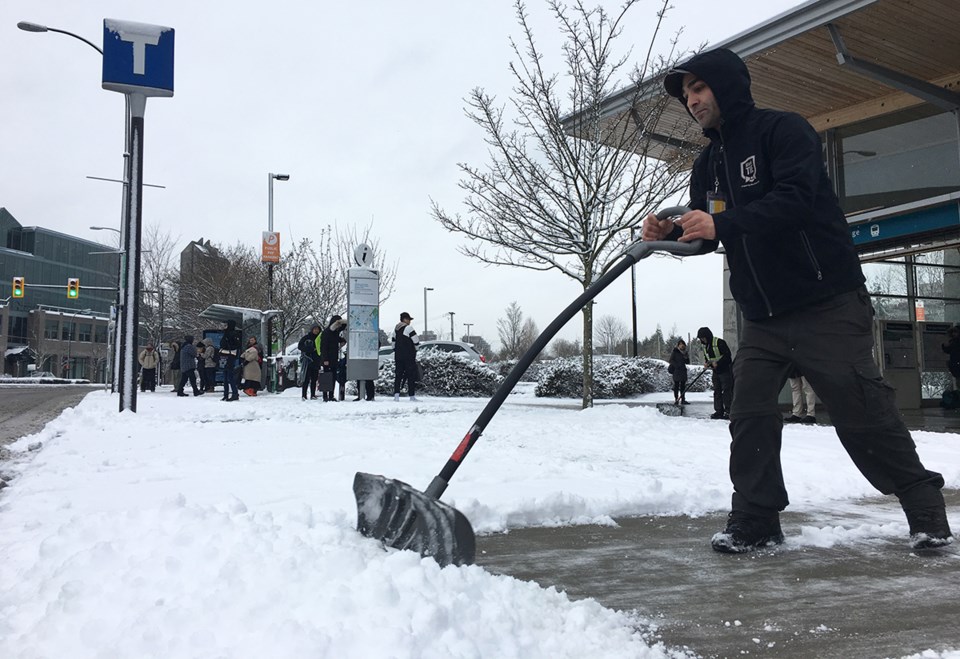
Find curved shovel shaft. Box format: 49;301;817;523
353;206;696;566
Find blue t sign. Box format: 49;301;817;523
102;19;174;97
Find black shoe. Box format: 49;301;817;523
710;411;726;420
227;394;239;402
801;415;816;424
680;400;689;405
353;397;362;402
177;392;188;397
711;511;784;553
784;415;803;424
193;390;204;396
905;506;954;549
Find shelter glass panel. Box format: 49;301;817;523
836;107;960;214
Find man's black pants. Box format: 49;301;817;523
713;370;733;414
728;287;944;516
394;358;417;397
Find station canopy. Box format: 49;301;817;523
563;0;960;160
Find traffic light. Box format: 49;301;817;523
67;278;80;299
12;276;24;298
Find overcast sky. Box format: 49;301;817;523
2;0;801;351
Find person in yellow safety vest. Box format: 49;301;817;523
697;327;733;420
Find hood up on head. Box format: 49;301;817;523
663;47;755;129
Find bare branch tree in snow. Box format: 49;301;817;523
497;301;539;360
432;0;692;407
595;313;627;354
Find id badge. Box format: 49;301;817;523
707;191;726;215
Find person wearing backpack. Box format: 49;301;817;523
320;315;347;402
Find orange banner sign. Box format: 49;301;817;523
262;231;280;263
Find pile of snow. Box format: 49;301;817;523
0;386;958;657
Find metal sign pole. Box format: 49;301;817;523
101;18;174;412
117;93;146;412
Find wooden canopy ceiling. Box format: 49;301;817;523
566;0;960;158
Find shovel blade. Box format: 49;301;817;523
656;402;683;417
353;472;476;567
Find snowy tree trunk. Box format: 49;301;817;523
581;298;594;409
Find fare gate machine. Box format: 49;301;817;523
877;321;921;409
874;320;952;409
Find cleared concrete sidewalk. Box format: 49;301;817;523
477;489;960;658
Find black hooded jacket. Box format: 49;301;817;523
665;48;864;321
219;320;242;360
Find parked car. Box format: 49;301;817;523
23;371;57;379
378;346;394;365
419;340;486;363
378;340;487;364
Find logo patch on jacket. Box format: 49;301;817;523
740;155;758;186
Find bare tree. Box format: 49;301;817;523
332;222;398;307
431;0;691;407
595;314;627;354
497;301;539;360
551;336;582;358
140;224;180;347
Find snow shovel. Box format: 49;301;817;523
354;206;702;567
656;365;709;416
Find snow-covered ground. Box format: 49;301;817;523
1;384;958;658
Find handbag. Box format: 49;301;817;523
317;370;335;391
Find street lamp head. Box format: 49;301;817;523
272;173;290;181
17;21;48;32
425;287;434;291
90;226;121;233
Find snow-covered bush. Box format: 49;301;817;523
494;358;543;382
534;356;712;398
377;352;501;397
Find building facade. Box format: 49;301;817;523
1;207;118;380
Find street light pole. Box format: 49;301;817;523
448;311;455;341
266;173;289;392
464;323;473;339
19;21;120;384
18;21;102;54
630;228;638;357
266;172;290;309
423;287;434;338
90;225;122;389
